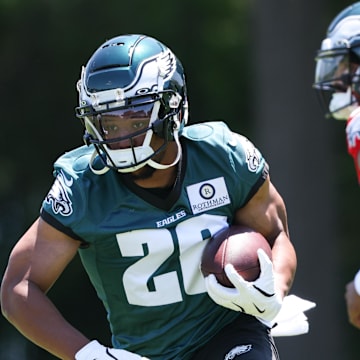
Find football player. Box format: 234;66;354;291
313;2;360;329
1;34;297;359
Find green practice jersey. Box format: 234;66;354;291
41;121;268;360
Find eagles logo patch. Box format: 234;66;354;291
245;145;261;173
45;170;74;216
239;137;261;173
224;344;252;359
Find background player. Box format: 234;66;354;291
313;2;360;329
1;34;297;359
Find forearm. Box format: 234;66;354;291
271;231;297;298
2;279;89;359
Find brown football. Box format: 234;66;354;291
201;225;272;287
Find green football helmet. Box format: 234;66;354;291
76;34;188;174
313;2;360;120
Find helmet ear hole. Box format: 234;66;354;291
152;118;174;140
158;103;166;120
152;118;164;137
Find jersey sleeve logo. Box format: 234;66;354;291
246;146;261;172
235;134;262;173
224;344;252;359
242;138;261;173
45;170;74;216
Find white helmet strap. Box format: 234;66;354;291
147;117;182;170
87;115;182;175
89;149;110;175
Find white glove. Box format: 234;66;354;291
75;340;149;360
205;249;282;322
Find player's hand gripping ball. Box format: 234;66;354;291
201;225;272;287
202;225;282;322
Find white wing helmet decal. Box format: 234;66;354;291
45;170;74;216
127;49;176;96
79;49;177;110
157;50;176;80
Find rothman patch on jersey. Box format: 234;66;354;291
186;177;230;215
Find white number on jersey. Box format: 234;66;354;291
116;214;228;306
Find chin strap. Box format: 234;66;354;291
147;123;182;170
88;121;182;175
89;149;111;175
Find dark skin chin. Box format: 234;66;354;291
128;164;157;181
123;138;179;189
127;137;166;181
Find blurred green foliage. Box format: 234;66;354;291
1;1;360;359
0;1;252;358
